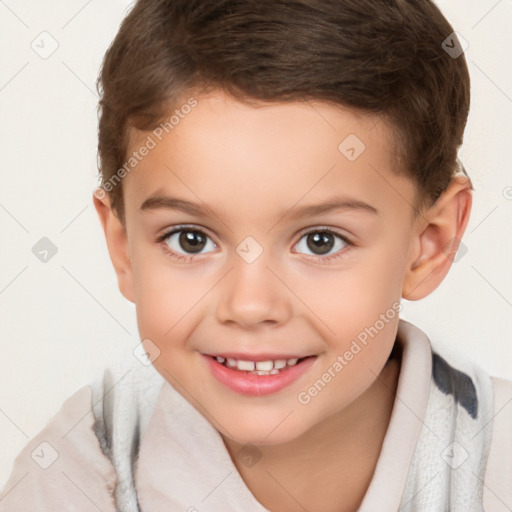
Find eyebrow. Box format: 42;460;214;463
139;195;379;218
140;195;215;217
286;197;379;218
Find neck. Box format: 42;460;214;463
222;345;402;512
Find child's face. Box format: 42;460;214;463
114;89;422;444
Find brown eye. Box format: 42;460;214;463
295;229;349;257
306;232;335;255
163;228;217;255
179;230;207;253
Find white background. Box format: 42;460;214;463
0;0;511;491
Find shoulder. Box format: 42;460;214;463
0;384;117;511
427;339;512;431
432;340;512;509
0;360;165;511
89;358;165;463
89;358;165;511
397;321;509;509
483;375;512;510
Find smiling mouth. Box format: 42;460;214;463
207;355;315;375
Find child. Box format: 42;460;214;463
1;0;511;510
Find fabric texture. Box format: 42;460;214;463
0;319;509;511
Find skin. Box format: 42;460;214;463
94;89;472;511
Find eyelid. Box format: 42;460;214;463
157;225;352;245
156;224;354;264
157;224;219;263
295;225;353;243
156;223;217;244
291;226;354;262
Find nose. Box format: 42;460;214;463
215;252;293;329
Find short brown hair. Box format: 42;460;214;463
96;0;470;225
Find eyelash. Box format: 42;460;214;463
156;225;208;263
294;227;353;263
156;225;354;264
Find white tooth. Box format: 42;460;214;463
287;358;298;366
256;370;269;375
216;356;225;363
274;359;287;369
269;369;279;375
237;360;255;371
227;357;237;367
255;360;274;371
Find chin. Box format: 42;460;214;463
220;414;310;447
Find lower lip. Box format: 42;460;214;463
203;354;317;396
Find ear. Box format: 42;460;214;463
402;175;472;301
93;188;135;303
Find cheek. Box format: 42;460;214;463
295;254;404;344
289;240;405;383
342;230;409;306
131;248;207;341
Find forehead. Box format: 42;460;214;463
124;90;416;223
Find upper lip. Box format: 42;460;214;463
204;352;316;362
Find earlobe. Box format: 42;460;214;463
92;188;135;303
402;175;472;301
